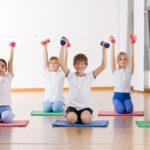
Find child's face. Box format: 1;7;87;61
74;61;87;74
118;54;128;68
0;61;7;76
49;59;59;72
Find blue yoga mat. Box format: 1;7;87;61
52;120;109;127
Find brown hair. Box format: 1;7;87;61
73;53;88;65
49;56;58;61
117;52;128;63
0;58;7;69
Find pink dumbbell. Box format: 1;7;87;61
109;36;115;44
41;38;50;45
66;42;71;47
9;42;16;47
130;35;136;44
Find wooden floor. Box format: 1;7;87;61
0;90;150;150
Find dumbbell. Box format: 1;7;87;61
100;41;110;48
60;37;71;47
109;36;115;44
9;42;16;47
130;35;136;44
41;38;50;45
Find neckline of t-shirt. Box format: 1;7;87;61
75;72;86;77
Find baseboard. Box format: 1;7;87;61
11;87;114;92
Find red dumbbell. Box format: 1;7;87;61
9;42;16;47
130;35;137;44
109;36;115;44
41;38;50;45
66;42;71;47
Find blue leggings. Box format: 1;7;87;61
43;100;64;113
113;92;133;114
0;106;13;123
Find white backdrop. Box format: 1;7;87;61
0;0;130;88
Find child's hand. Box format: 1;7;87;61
130;35;137;44
9;42;16;47
109;36;115;44
100;41;109;49
41;38;50;46
60;37;71;47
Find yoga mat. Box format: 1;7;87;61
98;111;144;116
52;120;109;127
31;110;63;116
136;121;150;127
0;120;29;127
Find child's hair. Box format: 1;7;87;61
49;56;58;62
117;52;128;63
0;58;7;69
73;53;88;65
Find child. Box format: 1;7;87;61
59;37;107;124
110;35;137;114
42;38;69;113
0;42;15;123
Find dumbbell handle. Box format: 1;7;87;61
41;38;50;46
110;36;115;44
130;35;136;44
100;41;110;48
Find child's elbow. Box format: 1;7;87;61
102;63;107;69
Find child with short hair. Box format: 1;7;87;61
110;35;137;114
42;39;69;113
0;42;15;123
59;37;107;124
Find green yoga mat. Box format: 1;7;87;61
136;121;150;127
31;110;63;116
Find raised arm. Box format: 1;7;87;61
65;47;68;65
59;38;69;75
8;42;15;76
93;42;107;78
41;39;50;70
129;35;137;74
110;36;116;73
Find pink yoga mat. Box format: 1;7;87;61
98;111;144;116
0;120;29;127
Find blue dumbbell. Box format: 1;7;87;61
60;40;66;46
100;41;110;48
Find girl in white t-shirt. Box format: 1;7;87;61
41;38;70;113
0;42;15;123
110;35;137;114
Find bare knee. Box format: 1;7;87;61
80;111;92;124
66;112;77;124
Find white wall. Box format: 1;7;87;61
0;0;120;88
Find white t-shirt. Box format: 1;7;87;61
43;69;65;102
0;73;14;106
113;68;132;93
67;71;95;110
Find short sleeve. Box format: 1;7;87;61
86;72;95;84
43;68;49;77
59;69;65;77
126;68;132;75
7;72;14;81
66;71;74;81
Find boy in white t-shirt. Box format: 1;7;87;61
110;35;137;114
0;42;15;123
41;38;70;113
59;37;107;124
